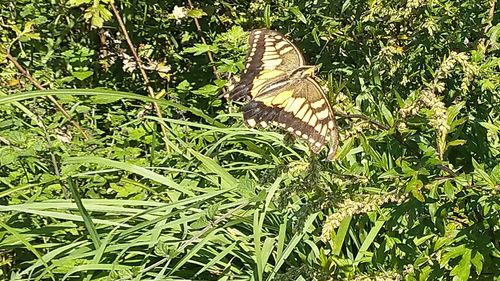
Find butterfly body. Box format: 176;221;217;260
224;29;339;160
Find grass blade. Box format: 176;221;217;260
67;177;101;249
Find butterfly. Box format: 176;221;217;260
222;28;339;160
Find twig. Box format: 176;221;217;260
40;118;70;199
480;0;497;54
335;111;390;130
5;52;90;140
178;201;249;252
186;0;220;79
141;201;249;273
110;2;173;153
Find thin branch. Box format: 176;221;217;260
335;110;390;130
186;0;220;79
39;118;70;199
141;201;249;273
110;2;174;153
178;201;249;252
5;52;90;140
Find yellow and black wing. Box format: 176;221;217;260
241;76;339;160
225;29;305;101
224;28;339;159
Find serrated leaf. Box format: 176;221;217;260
187;8;206;19
450;249;471;281
480;79;495;92
72;71;93;81
471;251;483;275
184;43;218;56
441;245;466;266
411;189;425;202
192;84;220;97
224;25;246;42
207;202;220;220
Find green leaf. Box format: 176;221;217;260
341;0;352;13
380;103;394;126
311;28;321;46
480;79;495;92
90;94;121;104
332;216;351;255
411;189;425;202
72;71;93;81
0;221;55;279
447;140;466;147
264;4;271;28
472;158;496;188
441;245;466;266
192;84;220;97
184;43;218;56
67;0;91;7
67;177;100;249
189;149;238;189
187;8;206;18
266;213;318;281
471;251;484;275
64;156;194;197
289;6;307;24
450;249;471;281
354;220;385;263
479;121;499;132
414;234;434;246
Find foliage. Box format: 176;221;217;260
0;0;499;280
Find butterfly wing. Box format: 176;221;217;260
241;76;339;159
225;29;306;101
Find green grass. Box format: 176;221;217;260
1;0;499;280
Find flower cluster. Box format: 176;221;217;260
399;51;477;157
378;41;404;76
406;0;427;9
341;121;372;142
249;0;267;12
321;193;406;241
287;160;311;177
170;5;187;24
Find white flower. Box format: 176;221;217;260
171;5;187;24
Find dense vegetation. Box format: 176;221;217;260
1;0;499;280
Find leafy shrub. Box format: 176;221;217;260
0;0;498;280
